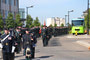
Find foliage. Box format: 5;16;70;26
49;24;53;28
6;13;15;28
85;9;90;29
26;15;33;28
15;14;22;27
34;17;40;26
0;14;4;29
61;23;64;27
54;24;57;27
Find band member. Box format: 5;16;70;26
22;29;32;59
0;28;15;60
30;32;37;58
41;26;49;47
14;28;22;53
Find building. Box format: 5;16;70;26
19;8;25;19
0;0;19;21
46;17;65;27
19;8;26;27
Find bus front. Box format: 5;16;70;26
72;19;84;34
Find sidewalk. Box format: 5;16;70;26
76;40;90;50
67;34;90;38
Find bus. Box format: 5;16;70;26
71;18;85;35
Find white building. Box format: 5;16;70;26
46;17;65;27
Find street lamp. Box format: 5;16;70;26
26;5;34;16
68;10;74;27
87;0;89;35
65;15;68;26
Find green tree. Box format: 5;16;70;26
41;25;43;28
49;24;53;28
15;14;22;27
85;9;90;29
68;23;72;30
26;15;33;28
54;24;57;27
6;13;15;28
61;23;64;27
0;14;4;29
34;17;40;26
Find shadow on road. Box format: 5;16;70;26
15;55;24;58
38;55;54;59
48;38;62;47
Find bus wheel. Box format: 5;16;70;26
73;33;74;35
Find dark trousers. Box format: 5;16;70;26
3;52;14;60
42;37;48;46
31;47;35;58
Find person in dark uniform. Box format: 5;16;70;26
41;26;49;47
22;29;32;59
14;28;22;53
30;32;37;59
0;28;15;60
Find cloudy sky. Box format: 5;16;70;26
19;0;87;24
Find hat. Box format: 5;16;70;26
26;29;30;31
4;28;9;30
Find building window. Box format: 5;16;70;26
1;10;3;17
5;10;8;18
14;0;16;6
3;10;5;18
16;0;18;7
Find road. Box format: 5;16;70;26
2;35;90;60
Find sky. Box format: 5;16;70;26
19;0;87;24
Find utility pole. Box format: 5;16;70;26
68;10;73;28
65;15;68;26
87;0;89;35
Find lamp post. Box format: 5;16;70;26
26;5;33;16
65;15;68;26
68;10;74;27
26;6;33;27
87;0;89;35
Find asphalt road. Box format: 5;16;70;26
2;35;90;60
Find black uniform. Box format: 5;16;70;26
41;28;48;47
22;34;32;55
0;33;15;60
14;31;22;53
30;32;37;58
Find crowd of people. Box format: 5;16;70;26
0;26;53;60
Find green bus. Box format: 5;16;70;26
72;18;85;35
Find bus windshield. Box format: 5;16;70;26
72;20;84;26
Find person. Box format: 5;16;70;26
14;28;22;53
22;29;32;59
30;32;37;59
0;28;15;60
41;26;49;47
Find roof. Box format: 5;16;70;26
72;18;84;21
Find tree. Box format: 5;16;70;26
61;23;64;27
54;24;57;27
85;9;90;29
68;23;72;30
26;15;33;28
6;13;15;28
41;25;43;28
34;17;40;26
15;14;22;27
0;14;4;29
49;24;53;28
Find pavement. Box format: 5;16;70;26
1;35;90;60
66;34;90;38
